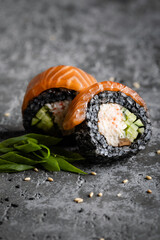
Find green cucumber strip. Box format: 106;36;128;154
127;113;137;122
34;105;54;132
36;106;48;119
134;119;144;127
31;117;40;126
36;117;53;132
138;127;144;134
130;123;138;131
0;152;46;165
124;109;132;117
125;119;132;127
126;128;138;141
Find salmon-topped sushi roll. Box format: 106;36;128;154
63;81;151;159
22;65;97;136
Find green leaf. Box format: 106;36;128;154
14;139;42;153
0;159;15;165
0;135;29;150
55;156;87;174
0;147;14;154
0;162;33;172
0;152;46;165
51;147;85;162
25;133;62;146
32;144;50;159
0;133;61;153
41;156;60;172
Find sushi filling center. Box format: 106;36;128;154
98;103;144;147
31;100;72;135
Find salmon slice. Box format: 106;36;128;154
22;65;97;112
63;81;147;130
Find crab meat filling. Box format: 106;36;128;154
98;103;144;147
46;100;71;131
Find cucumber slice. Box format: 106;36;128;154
37;118;53;132
125;119;132;127
36;106;49;119
31;117;40;126
138;127;144;134
32;105;54;132
126;127;138;142
134;119;144;127
130;123;138;131
124;109;132;117
127;113;137;122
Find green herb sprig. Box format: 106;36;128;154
0;133;86;174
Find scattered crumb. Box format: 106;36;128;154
24;177;31;181
145;175;152;180
34;168;39;172
133;82;140;89
117;193;122;197
49;35;56;41
90;171;97;175
147;189;152;194
157;150;160;154
74;198;83;203
47;177;53;182
4;112;10;117
89;192;94;198
97;192;103;197
122;179;128;184
109;77;115;82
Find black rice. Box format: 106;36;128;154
76;91;152;160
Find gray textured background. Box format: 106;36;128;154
0;0;160;239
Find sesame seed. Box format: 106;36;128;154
117;193;122;197
24;177;31;181
99;238;105;240
89;192;94;198
122;179;128;184
147;189;152;194
157;150;160;154
34;168;39;172
145;176;152;180
74;198;83;203
4;112;10;117
90;171;97;175
133;82;140;89
109;77;115;82
47;177;53;182
97;192;103;197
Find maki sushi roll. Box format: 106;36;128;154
22;65;97;136
63;81;151;159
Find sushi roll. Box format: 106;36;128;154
22;65;97;136
63;81;151;159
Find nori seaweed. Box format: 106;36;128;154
23;88;77;134
76;91;152;160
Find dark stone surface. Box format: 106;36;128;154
0;0;160;239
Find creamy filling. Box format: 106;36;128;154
46;100;74;135
98;103;127;147
46;100;71;131
97;103;144;147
